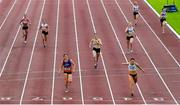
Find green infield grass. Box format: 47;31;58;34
146;0;180;35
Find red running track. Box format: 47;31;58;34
0;0;180;104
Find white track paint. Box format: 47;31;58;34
130;0;180;67
72;0;84;104
100;0;147;104
0;0;17;30
51;0;60;104
100;53;116;105
115;0;179;104
86;0;116;104
144;0;180;39
19;0;46;104
0;0;32;77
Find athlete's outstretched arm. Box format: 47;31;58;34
122;62;129;65
136;63;144;72
125;27;128;33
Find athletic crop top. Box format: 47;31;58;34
133;5;139;12
41;23;48;30
128;64;137;71
41;23;48;28
161;11;166;18
127;27;134;36
92;39;102;48
23;23;28;27
21;18;29;25
63;59;72;70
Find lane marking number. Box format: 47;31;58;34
0;97;12;101
153;97;164;101
32;97;44;101
123;97;133;101
92;97;103;101
62;97;73;101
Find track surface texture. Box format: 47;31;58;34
0;0;180;104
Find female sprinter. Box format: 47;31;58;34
59;54;75;92
160;8;167;33
125;22;136;53
20;14;31;44
122;58;144;96
89;33;102;69
40;19;49;47
133;1;139;26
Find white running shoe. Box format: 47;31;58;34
64;88;69;93
24;41;27;44
130;49;133;53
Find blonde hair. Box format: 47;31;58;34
128;22;132;26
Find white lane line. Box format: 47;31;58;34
19;0;46;104
100;0;147;104
144;0;180;39
100;53;116;105
86;0;116;104
86;0;96;33
0;0;17;30
0;0;32;77
51;0;60;104
72;0;84;104
115;0;179;104
131;0;180;67
136;35;179;105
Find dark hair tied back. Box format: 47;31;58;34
130;58;135;61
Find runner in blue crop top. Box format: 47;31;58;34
63;59;72;69
122;58;144;97
59;54;75;92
